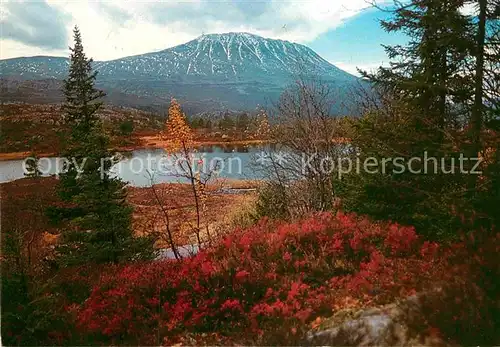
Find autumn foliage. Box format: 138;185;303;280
163;98;194;152
75;212;500;345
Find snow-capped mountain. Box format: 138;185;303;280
96;33;355;82
0;32;359;113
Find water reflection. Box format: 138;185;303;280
0;145;269;186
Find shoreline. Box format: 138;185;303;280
0;138;271;161
0;151;58;161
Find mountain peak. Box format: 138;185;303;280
150;31;354;81
0;32;359;113
194;32;292;46
193;32;276;47
1;31;356;82
197;32;259;39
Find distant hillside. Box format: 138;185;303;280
0;103;163;154
0;32;362;114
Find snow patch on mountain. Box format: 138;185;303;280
0;32;356;83
0;32;361;113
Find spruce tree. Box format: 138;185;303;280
483;1;500;125
364;0;472;137
470;0;487;156
54;26;154;265
472;0;500;228
24;153;42;178
340;0;500;238
340;0;478;239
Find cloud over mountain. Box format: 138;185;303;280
0;0;380;60
0;0;71;50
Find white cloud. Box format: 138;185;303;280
460;3;478;16
332;61;389;76
0;0;383;61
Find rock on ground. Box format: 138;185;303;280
306;293;457;347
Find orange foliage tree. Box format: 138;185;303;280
162;98;213;249
255;109;271;140
163;98;194;152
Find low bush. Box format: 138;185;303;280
254;182;290;220
75;212;500;345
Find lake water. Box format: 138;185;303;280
0;145;270;187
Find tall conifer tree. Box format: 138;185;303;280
340;0;477;239
364;0;472;139
54;26;154;265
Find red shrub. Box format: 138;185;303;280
76;212;500;345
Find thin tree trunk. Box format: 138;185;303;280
438;50;447;141
183;141;202;249
150;184;180;260
471;0;487;157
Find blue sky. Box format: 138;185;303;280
0;0;408;76
310;8;408;75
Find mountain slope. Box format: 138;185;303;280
0;32;360;113
95;33;356;83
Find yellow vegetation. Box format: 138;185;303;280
162;98;194;152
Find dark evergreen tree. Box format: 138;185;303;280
340;0;500;238
219;114;235;130
189;116;205;129
339;0;483;239
236;113;250;130
119;120;134;136
364;0;473;138
482;0;500;124
205;118;213;130
24;153;42;178
470;0;488;156
471;0;500;228
53;26;154;265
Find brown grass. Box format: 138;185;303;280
1;177;259;255
128;179;259;247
